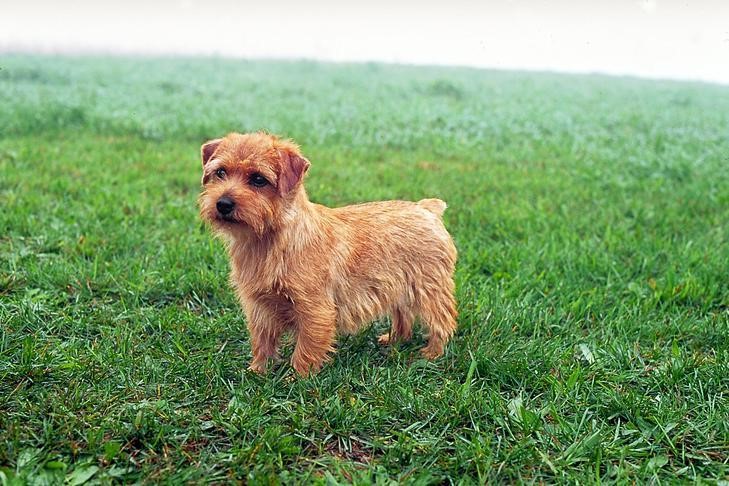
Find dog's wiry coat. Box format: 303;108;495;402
199;132;457;375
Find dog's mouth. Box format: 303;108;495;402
216;214;242;224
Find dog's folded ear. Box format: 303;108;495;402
277;145;311;196
201;139;222;167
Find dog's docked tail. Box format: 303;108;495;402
417;198;447;217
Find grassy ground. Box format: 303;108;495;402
0;55;727;484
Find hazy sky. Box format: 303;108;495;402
1;0;728;84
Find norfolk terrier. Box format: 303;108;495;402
198;132;457;376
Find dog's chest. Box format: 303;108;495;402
230;252;294;300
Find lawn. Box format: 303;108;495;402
0;55;727;483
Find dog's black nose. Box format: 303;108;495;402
216;196;235;215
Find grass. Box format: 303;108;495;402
0;54;727;483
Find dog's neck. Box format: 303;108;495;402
277;187;325;251
227;187;326;293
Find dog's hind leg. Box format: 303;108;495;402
378;307;414;345
417;283;457;360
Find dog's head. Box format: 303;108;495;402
198;132;310;237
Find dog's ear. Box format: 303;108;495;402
201;138;222;167
277;144;310;196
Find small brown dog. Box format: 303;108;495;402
198;132;457;376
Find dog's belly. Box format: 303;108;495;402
333;274;413;334
336;303;385;335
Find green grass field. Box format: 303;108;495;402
1;55;728;483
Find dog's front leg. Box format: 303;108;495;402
291;299;336;376
246;301;286;374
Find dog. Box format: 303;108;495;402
198;132;457;376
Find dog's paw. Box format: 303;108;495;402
377;332;393;345
291;357;322;377
420;346;444;360
247;361;267;374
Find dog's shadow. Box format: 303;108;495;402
265;318;430;377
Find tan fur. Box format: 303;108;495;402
198;132;458;376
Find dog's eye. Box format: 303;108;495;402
249;173;268;188
215;168;227;179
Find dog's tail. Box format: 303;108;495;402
418;198;447;217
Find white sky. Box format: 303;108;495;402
1;0;728;84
